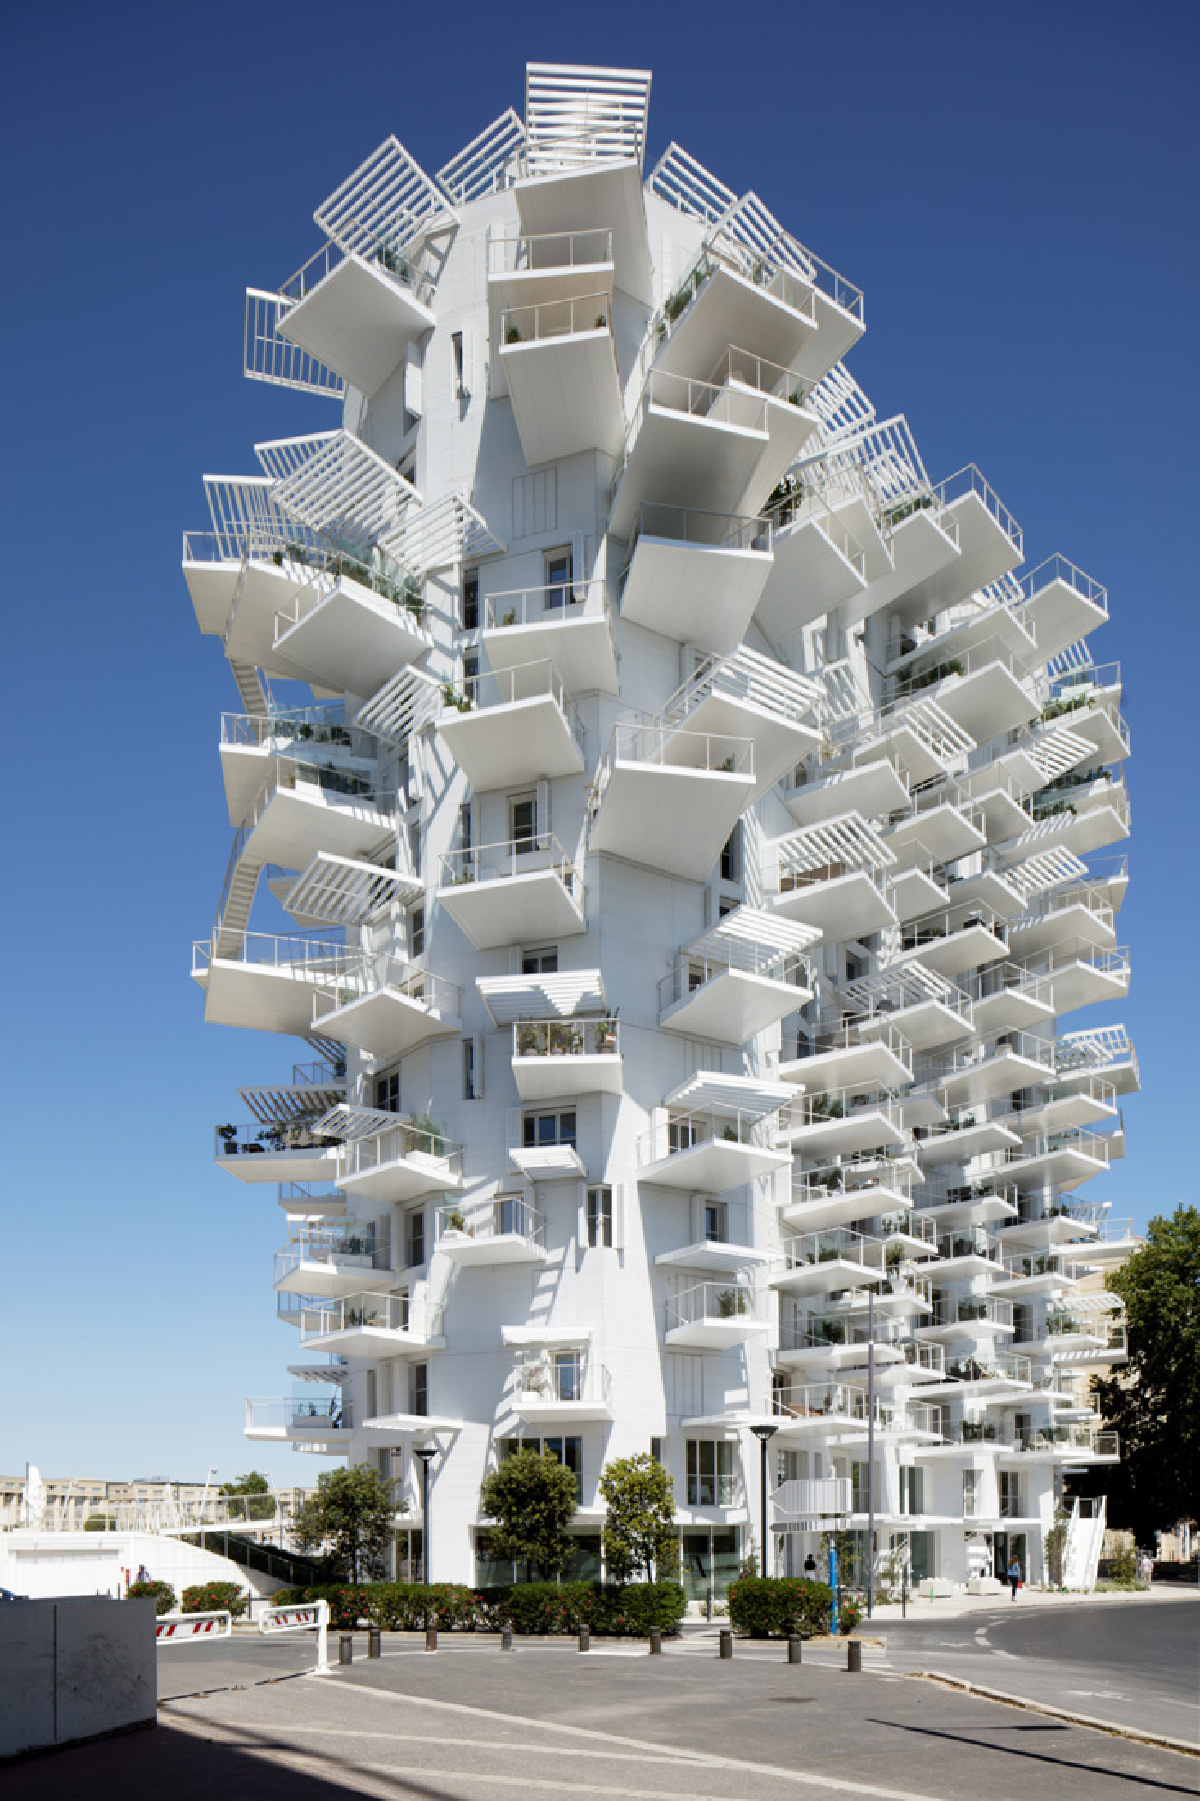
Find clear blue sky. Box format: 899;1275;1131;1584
2;0;1195;1488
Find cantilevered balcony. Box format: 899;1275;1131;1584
776;1312;904;1373
618;503;773;653
482;580;619;696
932;1226;1005;1278
770;1381;868;1440
637;1107;790;1195
219;706;375;828
968;961;1056;1036
514;92;653;304
498;290;624;463
438;833;585;950
193;933;362;1036
915;1108;1022;1167
1054;1025;1140;1097
275;238;438;398
512;1351;614;1424
1036;660;1128;766
664;1279;767;1350
658;915;814;1044
336;1118;464;1203
999;1425;1119;1464
511;1017;623;1100
1011;556;1108;662
274;1222;392;1298
778;1022;913;1096
589;721;755;880
651;240;820;386
884;785;988;869
889;631;1038;747
244;1395;352;1447
487;226;614;320
935;1030;1055;1108
1010;1073;1118;1137
846;965;975;1052
782;751;911;831
780;1159;916;1234
215;1119;339;1184
890;466;1023;623
753;486;868;640
1003;1127;1110;1192
437;661;585;790
311;961;462;1061
664;646;822;793
776;1089;908;1158
1035;940;1130;1014
770;812;898;940
894;904;1009;979
439;1194;547;1267
272;554;432;695
1009;780;1130;861
240;758;398;871
1008;884;1117;959
769;1228;885;1296
919;1295;1015;1342
298;1290;444;1357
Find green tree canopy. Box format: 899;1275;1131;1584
292;1465;398;1582
479;1449;577;1581
599;1453;677;1583
1085;1205;1200;1540
219;1470;273;1521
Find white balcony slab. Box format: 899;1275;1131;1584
591;757;753;882
512;1390;615;1425
482;612;619;697
917;1119;1022;1166
336;1148;463;1204
784;759;910;828
620;532;772;654
886;493;1019;626
638;1139;790;1195
778;1037;911;1095
668;693;820;796
312;985;461;1061
244;1419;355;1447
775;1341;904;1374
655;1241;769;1274
920;662;1038;744
279;254;436;397
438;866;586;951
609;402;770;541
515;159;653;306
754;513;868;640
220;743;274;827
245;781;396;871
1008;903;1116;959
660;967;811;1044
769;1257;882;1297
512;1049;624;1102
195;957;342;1037
183;553;240;637
944;867;1026;920
656;263;818;383
665;1315;769;1351
502;328;625;464
1021;571;1108;662
1041;955;1129;1014
276;1257;394;1299
773;870;896;941
940;1048;1053;1109
218;1141;339;1183
893;922;1008;979
972;786;1034;846
274;579;432;696
886;865;950;924
779;1184;912;1233
971;984;1056;1036
439;1229;547;1267
886;804;987;867
847;508;962;630
301;1321;443;1358
778;1107;907;1158
437;695;585;790
856;998;972;1052
223;561;323;677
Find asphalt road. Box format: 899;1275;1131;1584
873;1591;1200;1745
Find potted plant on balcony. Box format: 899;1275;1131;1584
717;1288;748;1319
444;1207;468;1236
567;1028;584;1055
217;1123;238;1155
501;608;517;627
517;1025;540;1056
596;1014;618;1052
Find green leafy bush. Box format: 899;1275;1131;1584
127;1580;177;1615
268;1579;686;1636
728;1576;860;1638
180;1581;249;1619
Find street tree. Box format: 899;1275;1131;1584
292;1464;398;1582
1084;1205;1200;1541
599;1454;677;1583
478;1449;577;1581
219;1470;274;1522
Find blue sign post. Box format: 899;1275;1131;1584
829;1543;838;1636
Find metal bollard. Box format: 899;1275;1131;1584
578;1625;590;1652
719;1627;733;1660
649;1627;662;1655
368;1627;381;1659
425;1624;438;1652
788;1635;802;1664
847;1639;862;1674
705;1585;713;1624
339;1633;353;1665
500;1620;514;1652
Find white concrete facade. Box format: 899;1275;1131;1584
188;64;1134;1601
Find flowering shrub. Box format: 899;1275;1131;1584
180;1581;249;1620
727;1576;860;1638
269;1579;686;1636
127;1580;176;1615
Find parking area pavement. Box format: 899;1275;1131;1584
8;1626;1192;1801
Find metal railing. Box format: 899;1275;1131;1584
1016;554;1107;615
612;367;770;505
933;465;1023;555
279;228;437;311
501;291;613;344
902;1339;946;1378
597;719;755;781
777;1088;905;1136
929;1295;1014;1330
440;658;584;751
788;1157;916;1209
337;1119;463;1184
774;1227;885;1278
299;1291;441;1342
638;1106;768;1166
666;1280;760;1330
772;1380;867;1422
439;831;582;906
660;946;810;1018
216;1120;336;1161
275;1223;387;1282
441;1194;545;1249
622;500;771;569
1007;1425;1118;1457
512;1018;620;1059
245;1396;351;1433
515;1354;612;1407
717;344;817;409
194;931;361;986
780;1021;912;1084
484;578;608;629
487;227;613;274
315;957;461;1024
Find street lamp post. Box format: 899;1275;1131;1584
413;1445;436;1582
750;1424;778;1578
867;1288;875;1619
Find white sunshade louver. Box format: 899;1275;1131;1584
314;136;458;262
525;62;652;173
255;430;421;563
436;109;526;204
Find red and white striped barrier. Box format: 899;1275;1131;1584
259;1598;330;1675
156;1610;232;1646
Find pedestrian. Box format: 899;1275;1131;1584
803;1551;817;1578
136;1563;151;1586
1007;1556;1020;1600
1140;1552;1153;1587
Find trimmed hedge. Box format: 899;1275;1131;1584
181;1581;250;1620
728;1576;861;1638
127;1580;177;1615
269;1579;687;1636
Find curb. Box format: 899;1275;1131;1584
913;1670;1200;1758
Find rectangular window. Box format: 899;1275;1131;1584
703;1200;728;1244
500;1436;581;1498
544;548;572;610
720;825;740;883
405;1208;426;1270
375;1070;400;1114
459;800;473;852
521;946;558;974
522;1109;576;1148
409;906;425;961
509;793;537;852
999;1471;1020;1519
851;1461;870;1514
650;1438;664;1465
687;1440;734;1508
963;1469;981;1519
899;1466;924;1516
586;1186;613;1248
451;330;465;399
462;568;479;631
463;650;479;699
410;1362;428;1417
463;1038;478;1101
845;950;867;984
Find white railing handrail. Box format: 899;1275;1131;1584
659;944;811;1016
439;830;581;898
487;226;614;273
636;1106;771;1165
772;1380;867;1421
440;658;583;749
512;1017;621;1058
442;1193;546;1248
774;1228;885;1275
623;499;772;564
194;931;361;983
338;1118;463;1180
666;1278;759;1328
501;291;614;344
597;719;756;783
933;464;1023;555
483;578;608;628
278;224;438;311
1017;553;1107;612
